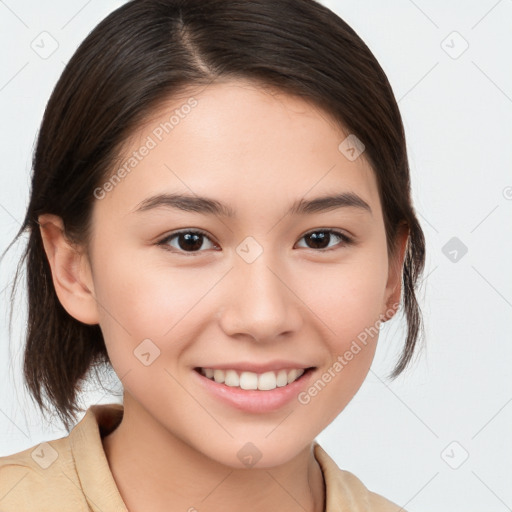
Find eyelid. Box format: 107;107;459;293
157;228;219;256
156;227;354;255
298;228;354;250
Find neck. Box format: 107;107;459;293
102;394;325;512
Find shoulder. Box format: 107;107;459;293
0;435;89;511
0;403;126;512
313;442;406;512
336;468;405;512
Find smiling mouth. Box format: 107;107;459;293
194;367;315;391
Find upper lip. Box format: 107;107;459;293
195;361;315;373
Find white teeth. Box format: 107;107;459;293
276;369;288;387
224;369;239;387
258;371;277;390
287;369;300;382
240;371;258;390
213;369;225;383
200;367;307;390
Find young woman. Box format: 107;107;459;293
0;0;425;510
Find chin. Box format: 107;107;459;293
196;436;312;470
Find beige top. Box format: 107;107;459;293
0;403;403;511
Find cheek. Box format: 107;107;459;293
296;266;384;423
93;234;388;370
298;248;388;351
291;248;387;419
303;348;376;428
92;251;222;360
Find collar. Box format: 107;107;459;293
70;403;373;512
69;403;126;512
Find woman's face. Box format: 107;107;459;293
79;79;404;467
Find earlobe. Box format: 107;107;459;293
382;223;409;322
38;213;100;325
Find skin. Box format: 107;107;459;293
39;79;408;512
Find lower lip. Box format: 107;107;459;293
193;368;316;413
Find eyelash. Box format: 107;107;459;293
156;228;354;256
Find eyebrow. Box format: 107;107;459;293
132;191;372;217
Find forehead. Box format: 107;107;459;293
95;79;380;222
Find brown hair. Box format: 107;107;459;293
2;0;426;430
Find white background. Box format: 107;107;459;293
1;1;511;511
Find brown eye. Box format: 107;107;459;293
158;230;217;254
296;229;353;251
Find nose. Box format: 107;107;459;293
217;253;303;344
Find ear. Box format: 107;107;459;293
381;223;409;322
38;213;100;325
